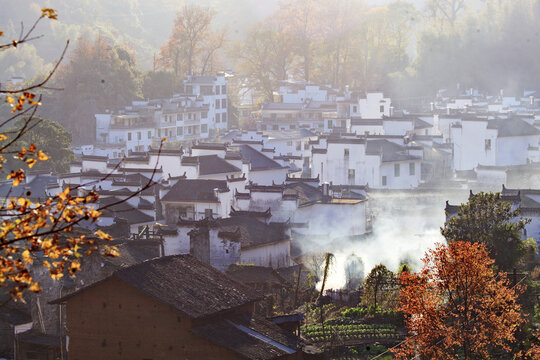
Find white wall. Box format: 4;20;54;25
240;241;291;269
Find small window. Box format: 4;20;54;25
177;127;183;136
137;132;141;140
273;125;278;130
287;141;293;146
344;148;350;159
348;169;355;183
352;105;357;113
216;113;221;123
222;99;227;108
394;164;400;177
409;162;415;175
204;209;213;218
221;85;226;94
290;124;296;129
127;132;132;141
147;131;152;139
201;124;208;133
380;105;385;113
485;139;491;150
202;112;208;119
304;142;309;150
215;86;220;95
296;141;301;151
382;175;387;186
216;99;220;109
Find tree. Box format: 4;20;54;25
426;0;466;29
233;20;295;101
46;34;141;144
393;241;524;360
362;264;396;308
158;4;225;77
0;8;162;301
2;116;75;173
442;192;531;271
141;71;177;100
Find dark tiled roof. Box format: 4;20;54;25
202;216;288;249
190;313;299;359
487;118;540;137
226;264;289;287
52;255;261;319
230;207;272;218
366;139;421;162
161;179;228;203
99;197;154;225
182;155;241;175
351;118;383;126
238;145;284;171
81;154;108;161
0;174;57;200
192;143;227;151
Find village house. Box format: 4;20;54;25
51;255;302;360
185;215;292;270
310;135;423;189
183;74;228;133
450;115;540;171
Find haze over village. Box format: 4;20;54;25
0;1;539;359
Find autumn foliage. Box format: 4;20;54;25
393;241;524;359
0;8;118;301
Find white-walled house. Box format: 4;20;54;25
357;92;391;119
185;216;292;270
310;136;423;189
160;179;233;223
183;74;228;132
451;116;540;171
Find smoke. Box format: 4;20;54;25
299;190;469;290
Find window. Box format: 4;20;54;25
188;113;193;120
137;132;141;140
296;141;301;151
287;141;293;146
216;113;221;123
147;131;152;139
382;176;387;186
352;105;358;113
202;112;208;119
409;162;415;175
380;105;385;113
185;85;192;94
177;127;183;136
201;124;208;133
221;98;227;108
485;139;491;150
222;113;227;122
327;120;332;128
127;132;132;141
204;209;213;218
348;169;355;183
221;85;226;94
273;125;278;130
304;142;309;150
215;99;220;109
394;163;400;177
344;148;350;159
290;124;295;129
216;86;220;95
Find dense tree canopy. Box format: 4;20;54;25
442;192;531;272
362;264;396;308
394;241;523;359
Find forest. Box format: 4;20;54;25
2;0;540;143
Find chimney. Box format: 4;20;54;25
322;182;331;203
389;106;394;117
430;102;434;112
530;95;535;107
